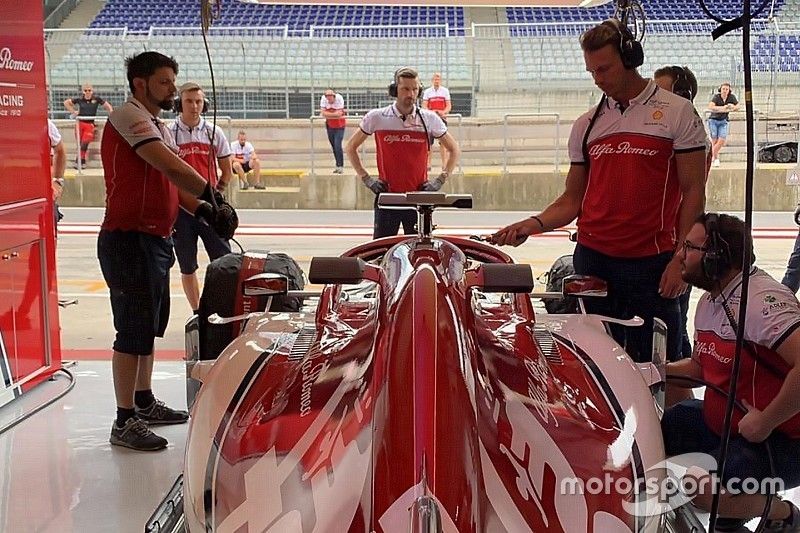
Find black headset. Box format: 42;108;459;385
702;213;732;281
601;19;644;70
388;67;423;99
173;94;209;114
669;66;695;101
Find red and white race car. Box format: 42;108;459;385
149;193;702;533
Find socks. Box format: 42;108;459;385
134;389;156;409
116;407;136;427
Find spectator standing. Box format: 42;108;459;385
422;73;453;171
345;67;461;239
63;83;113;167
664;213;800;531
230;130;264;190
168;82;234;311
320;88;346;174
98;51;235;451
707;82;740;167
491;21;708;364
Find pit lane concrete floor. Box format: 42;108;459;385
1;207;799;532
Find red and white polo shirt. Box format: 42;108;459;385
693;268;800;438
422;86;451;112
167;117;231;188
100;97;179;238
359;104;446;192
568;80;708;257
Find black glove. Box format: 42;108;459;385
361;174;388;195
195;199;238;240
199;182;225;207
194;201;215;226
212;200;238;240
420;174;446;192
794;204;800;226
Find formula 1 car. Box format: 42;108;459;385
147;193;703;533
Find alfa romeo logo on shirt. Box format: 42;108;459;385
383;134;426;144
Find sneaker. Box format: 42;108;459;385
254;183;266;190
333;167;344;174
240;182;249;190
135;398;189;425
110;417;168;451
764;500;800;532
712;158;721;167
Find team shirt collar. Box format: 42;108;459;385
176;115;205;132
709;266;759;303
606;79;658;110
391;102;418;119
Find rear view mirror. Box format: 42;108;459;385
562;275;607;298
243;273;288;297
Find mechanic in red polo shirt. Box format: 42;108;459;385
167;81;234;312
664;213;800;530
492;21;707;364
422;73;452;172
98;51;236;452
345;67;461;239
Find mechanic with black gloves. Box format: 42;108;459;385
344;66;460;238
98;51;237;452
664;213;800;531
780;203;800;293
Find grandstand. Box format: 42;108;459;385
45;1;800;119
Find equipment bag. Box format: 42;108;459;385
197;250;305;360
543;254;579;314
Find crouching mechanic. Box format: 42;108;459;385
664;213;800;530
345;66;460;238
168;82;234;312
99;51;237;452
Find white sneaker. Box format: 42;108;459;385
712;158;721;167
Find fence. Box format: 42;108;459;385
43;20;800;118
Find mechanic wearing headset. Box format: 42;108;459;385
98;52;236;452
345;66;461;239
168;82;234;312
653;65;711;364
491;21;708;364
664;213;800;531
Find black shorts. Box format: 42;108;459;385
97;230;175;356
173;209;231;274
241;161;252;173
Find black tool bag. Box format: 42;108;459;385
543;254;579;314
197;251;305;360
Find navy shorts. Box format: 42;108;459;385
662;399;800;489
173;209;231;274
97;230;175;356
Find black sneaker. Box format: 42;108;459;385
253;183;266;190
109;417;167;451
135;399;189;425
